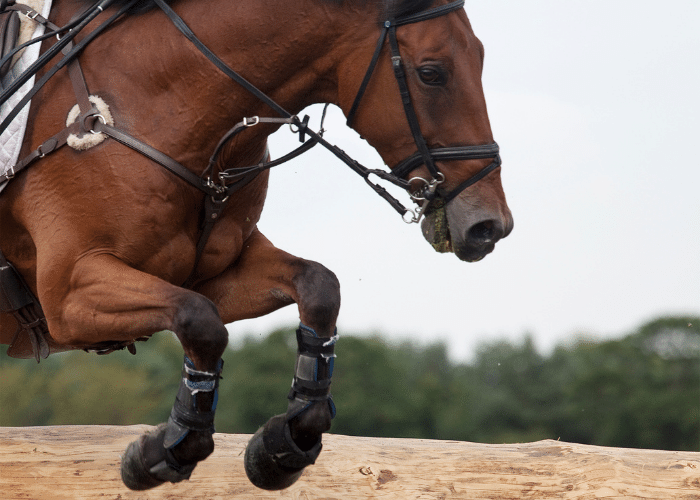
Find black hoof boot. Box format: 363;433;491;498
244;414;322;490
121;424;196;491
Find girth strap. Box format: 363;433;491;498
0;249;49;362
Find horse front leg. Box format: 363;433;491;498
43;253;229;490
195;228;340;490
121;340;226;490
119;292;228;490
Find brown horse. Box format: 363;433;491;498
0;0;512;491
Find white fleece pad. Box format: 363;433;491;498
0;0;53;177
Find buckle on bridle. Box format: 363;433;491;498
402;173;445;224
242;116;259;127
408;172;444;202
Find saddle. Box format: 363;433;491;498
0;3;20;81
0;0;49;361
0;251;51;361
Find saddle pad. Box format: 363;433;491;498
0;0;52;178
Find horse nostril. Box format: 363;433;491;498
468;220;498;244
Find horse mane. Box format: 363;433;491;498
324;0;436;20
88;0;436;21
383;0;436;19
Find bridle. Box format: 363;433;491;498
0;0;502;278
148;0;501;225
345;0;501;220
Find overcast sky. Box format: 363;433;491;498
228;0;700;361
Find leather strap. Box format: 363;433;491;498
343;0;503;210
393;0;466;26
392;143;501;179
153;0;292;120
94;121;211;193
0;249;49;362
345;0;465;128
387;25;438;179
0;3;63;73
440;155;501;203
0;123;79;185
345;27;388;128
0;0;134;133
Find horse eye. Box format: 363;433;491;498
417;66;446;86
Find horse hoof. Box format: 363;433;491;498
244;414;322;490
121;434;166;491
121;424;196;490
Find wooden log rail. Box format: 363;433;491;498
0;425;699;499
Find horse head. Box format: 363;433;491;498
337;0;513;262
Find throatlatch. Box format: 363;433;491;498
244;323;337;490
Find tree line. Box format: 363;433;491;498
1;315;698;451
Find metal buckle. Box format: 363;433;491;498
402;209;419;224
205;176;228;198
89;114;107;134
404;173;445;224
243;116;259;127
56;28;71;41
408;172;444;201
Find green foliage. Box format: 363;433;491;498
1;317;698;451
0;333;183;427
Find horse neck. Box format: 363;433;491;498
171;0;381;116
71;0;382;172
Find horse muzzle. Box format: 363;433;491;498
421;198;513;262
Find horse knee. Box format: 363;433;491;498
173;293;228;366
293;261;340;335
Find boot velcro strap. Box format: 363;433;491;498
288;377;331;400
163;356;222;448
296;327;337;357
148;447;196;483
170;399;216;432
